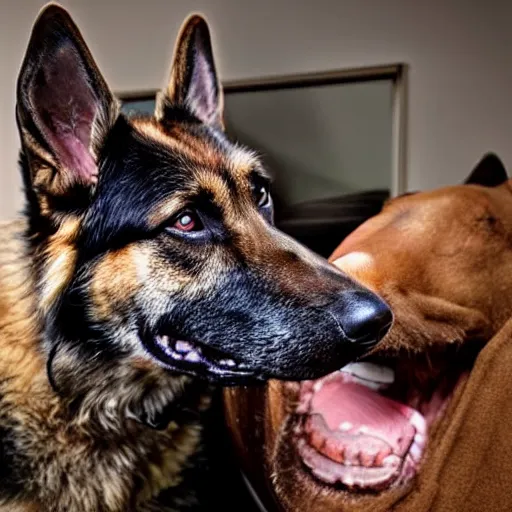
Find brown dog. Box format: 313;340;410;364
224;153;512;511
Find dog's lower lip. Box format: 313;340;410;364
140;331;255;383
155;334;237;368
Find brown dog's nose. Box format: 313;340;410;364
329;290;393;347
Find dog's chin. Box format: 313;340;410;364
140;331;265;386
289;339;483;493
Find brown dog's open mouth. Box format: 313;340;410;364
294;343;481;492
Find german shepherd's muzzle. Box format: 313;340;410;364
15;6;391;388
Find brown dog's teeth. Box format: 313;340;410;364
340;362;395;385
175;340;193;353
382;454;401;468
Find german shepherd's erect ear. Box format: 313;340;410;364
155;14;224;130
16;5;119;213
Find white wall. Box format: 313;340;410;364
223;81;393;203
1;0;511;219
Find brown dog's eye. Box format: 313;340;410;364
173;211;203;232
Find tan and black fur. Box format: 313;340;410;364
0;4;393;511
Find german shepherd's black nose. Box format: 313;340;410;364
328;290;393;347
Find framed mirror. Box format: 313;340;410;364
119;64;407;257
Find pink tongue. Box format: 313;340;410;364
310;377;416;456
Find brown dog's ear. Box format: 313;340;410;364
464;153;508;187
155;14;224;130
16;4;118;209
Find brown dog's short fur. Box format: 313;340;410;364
224;153;512;511
0;4;392;511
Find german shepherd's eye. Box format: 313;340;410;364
168;210;204;233
254;184;271;209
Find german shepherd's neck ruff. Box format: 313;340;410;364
0;4;392;511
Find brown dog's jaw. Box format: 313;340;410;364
295;370;424;491
291;341;481;492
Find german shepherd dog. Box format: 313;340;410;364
0;4;392;511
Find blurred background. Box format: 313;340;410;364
1;0;511;247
